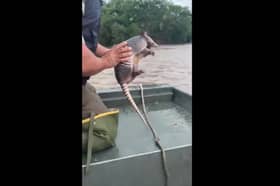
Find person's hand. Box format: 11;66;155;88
101;41;133;69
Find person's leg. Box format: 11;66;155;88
82;82;109;119
82;82;118;154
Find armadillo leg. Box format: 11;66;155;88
132;70;144;77
137;48;155;58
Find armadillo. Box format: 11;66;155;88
114;32;169;186
114;31;158;128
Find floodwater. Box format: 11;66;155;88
89;44;192;95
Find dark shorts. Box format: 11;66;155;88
82;82;109;119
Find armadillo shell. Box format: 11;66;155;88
126;35;147;54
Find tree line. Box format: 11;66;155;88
99;0;192;46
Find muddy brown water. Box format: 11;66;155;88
89;44;192;95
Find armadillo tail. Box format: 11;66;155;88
120;83;149;128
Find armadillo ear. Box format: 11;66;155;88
140;31;147;36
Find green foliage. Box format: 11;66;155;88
99;0;192;46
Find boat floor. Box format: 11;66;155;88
82;100;192;165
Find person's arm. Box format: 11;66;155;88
82;44;105;76
82;42;132;77
96;43;110;57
